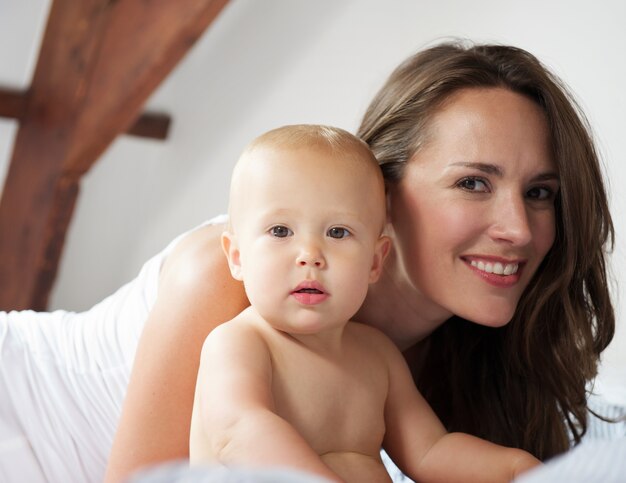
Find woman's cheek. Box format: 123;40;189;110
533;211;557;257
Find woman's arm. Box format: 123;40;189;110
104;224;250;483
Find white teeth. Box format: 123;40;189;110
470;260;518;276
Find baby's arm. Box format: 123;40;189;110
380;336;540;482
402;432;539;482
192;320;341;482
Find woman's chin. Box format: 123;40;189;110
458;307;515;329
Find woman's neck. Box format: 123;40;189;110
355;246;452;351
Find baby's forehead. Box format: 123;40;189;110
243;142;381;178
231;145;384;218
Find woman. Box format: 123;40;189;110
356;42;615;458
0;41;614;483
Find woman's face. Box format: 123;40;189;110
388;87;559;327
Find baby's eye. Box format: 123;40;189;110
526;186;555;201
269;225;293;238
327;227;351;239
456;177;489;192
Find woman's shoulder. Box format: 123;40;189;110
159;220;229;290
146;216;249;330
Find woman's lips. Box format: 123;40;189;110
462;256;525;288
291;281;329;305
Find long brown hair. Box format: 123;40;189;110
358;40;615;459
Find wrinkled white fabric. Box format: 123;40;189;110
586;392;626;440
129;461;332;483
0;216;225;483
514;438;626;483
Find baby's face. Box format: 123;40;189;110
227;145;388;335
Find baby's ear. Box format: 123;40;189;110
369;235;391;283
221;231;243;281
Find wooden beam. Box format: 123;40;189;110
0;0;229;310
127;112;171;140
0;88;28;120
0;87;172;140
62;0;230;176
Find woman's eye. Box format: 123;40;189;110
327;227;351;239
526;186;555;201
269;225;292;238
457;177;489;192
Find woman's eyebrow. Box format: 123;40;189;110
450;162;559;182
450;162;503;176
532;172;560;183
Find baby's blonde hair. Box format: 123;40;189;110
243;124;378;167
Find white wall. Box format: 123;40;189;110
1;0;624;400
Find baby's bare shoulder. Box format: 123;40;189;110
202;310;266;353
344;321;408;375
346;321;396;350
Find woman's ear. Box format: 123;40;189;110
369;235;391;283
221;231;243;281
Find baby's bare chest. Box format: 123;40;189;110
269;343;388;455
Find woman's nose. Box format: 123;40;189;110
488;194;532;246
296;243;326;268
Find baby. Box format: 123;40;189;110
189;124;540;482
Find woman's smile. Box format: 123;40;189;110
462;256;524;288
